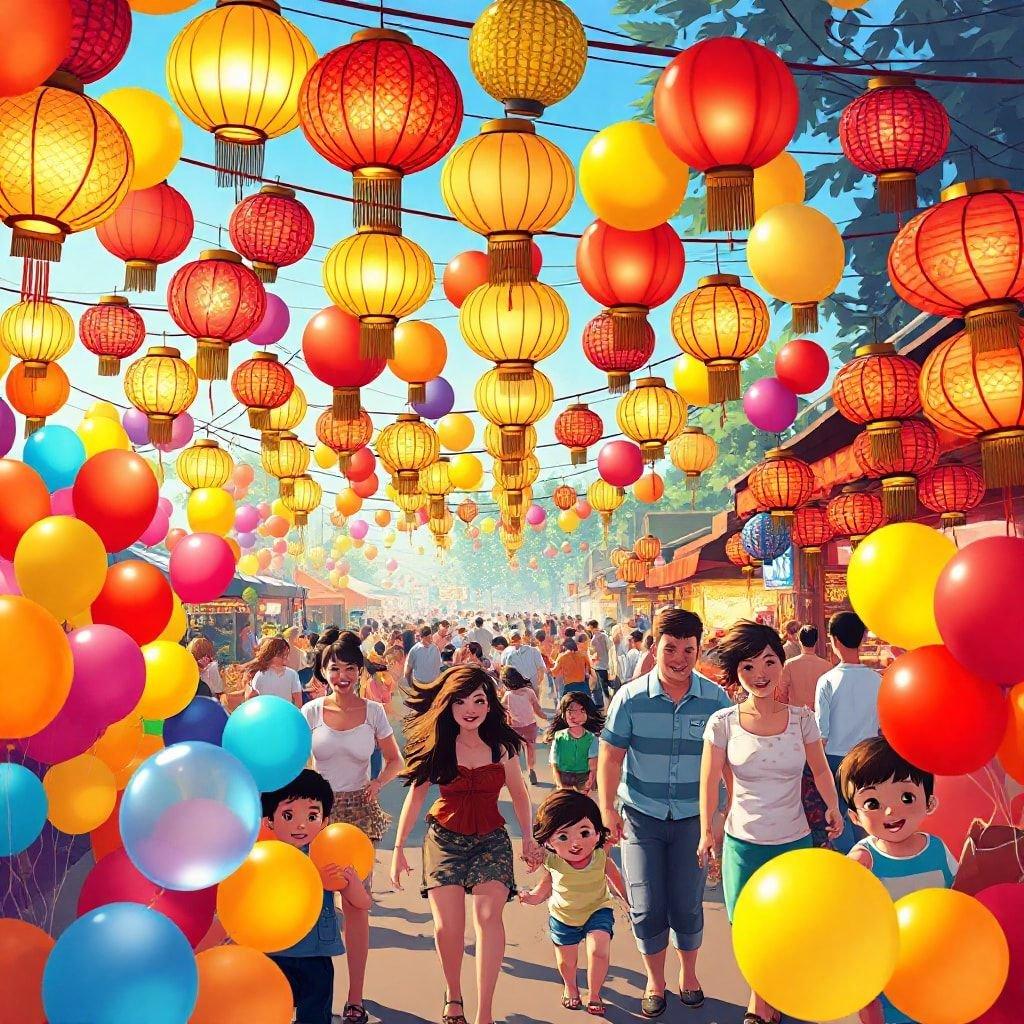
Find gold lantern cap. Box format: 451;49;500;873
258;184;296;199
853;341;897;358
867;74;916;90
697;274;741;288
940;179;1009;202
146;346;182;358
199;249;243;264
98;295;130;307
680;426;706;435
634;376;667;389
351;27;413;45
250;350;279;363
193;439;220;449
480;118;537;136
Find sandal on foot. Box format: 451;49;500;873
640;993;667;1018
586;999;606;1016
743;1015;768;1024
562;991;583;1010
343;1005;369;1024
680;988;705;1009
441;996;468;1024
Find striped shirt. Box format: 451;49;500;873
601;669;731;821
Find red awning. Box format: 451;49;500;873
644;511;731;588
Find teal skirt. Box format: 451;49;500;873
722;833;813;921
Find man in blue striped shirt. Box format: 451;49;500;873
598;608;731;1019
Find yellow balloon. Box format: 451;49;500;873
187;487;236;536
129;0;200;12
449;453;483;490
383;530;396;548
88;400;121;422
136;640;200;719
100;87;184;191
364;544;378;561
847;523;955;649
580;121;689;231
557;509;580;533
144;456;165;487
43;755;117;835
829;0;867;8
753;152;805;222
336;574;349;588
672;354;712;406
157;593;187;642
327;569;340;587
733;849;899;1021
77;416;131;458
437;413;475;452
479;516;496;535
14;517;107;621
238;553;260;576
385;483;398;502
336;536;352;554
271;498;294;523
313;443;336;470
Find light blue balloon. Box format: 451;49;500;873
0;762;47;855
22;425;86;492
119;741;260;891
43;902;197;1024
222;694;313;792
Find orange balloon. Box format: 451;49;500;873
0;458;51;561
388;320;447;385
374;509;391;527
191;946;293;1024
257;548;273;571
90;789;124;861
113;733;163;789
633;471;665;504
5;360;69;425
165;527;187;552
225;537;241;562
998;681;1024;784
309;822;375;885
0;918;53;1024
335;489;363;516
232;464;255;488
264;515;289;539
91;714;145;775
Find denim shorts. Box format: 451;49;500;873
548;906;614;947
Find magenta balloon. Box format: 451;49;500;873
138;509;170;547
743;377;798;432
257;502;272;521
236;531;256;549
415;508;429;526
597;440;644;487
349;518;369;540
122;408;150;446
0;399;14;458
248;293;290;346
169;533;236;603
525;503;546;526
0;558;19;596
51;486;75;516
234;505;259;533
155;411;194;453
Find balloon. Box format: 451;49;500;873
374;509;391;528
575;499;592;520
164;696;229;747
217;840;323;950
449;453;483;490
91;714;146;776
351;472;379;499
753;151;805;221
312;442;335;470
0;400;13;459
389;320;447;390
76;418;130;460
479;516;495;535
265;513;291;538
598;440;644;487
237;530;256;549
0;762;47;855
774;338;829;395
92;561;173;645
437;412;475;452
934;537;1024;688
310;822;374;885
998;682;1024;784
129;0;201;15
879;646;1007;775
233;464;255;489
225;536;241;562
137;640;201;720
222;696;312;792
121;741;261;890
975;883;1024;1024
238;553;260;575
733;849;899;1021
22;425;85;492
169;533;236;603
248;292;290;346
188;487;236;536
122;408;152;445
579;120;689;230
633;471;665;503
743;377;798;432
15;516;107;620
100;87;183;190
272;538;288;556
235;504;260;533
49;485;75;516
0;0;71;95
349;518;369;541
43;903;198;1024
345;445;376;483
525;504;546;526
672;354;712;406
73;450;161;552
847;523;956;649
886;888;1009;1024
138;508;170;547
443;250;489;307
191;946;294;1024
558;509;580;533
79;849;216;948
43;754;117;834
241;585;259;606
257;548;273;571
154;411;195;454
411;376;455;420
0;917;53;1024
165;527;187;552
0;460;49;560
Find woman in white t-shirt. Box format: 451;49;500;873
698;621;843;1024
242;636;302;707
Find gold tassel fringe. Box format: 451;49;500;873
881;476;918;522
641;441;665;462
197;341;229;381
610;307;649;354
338;452;351;473
248;408;270;429
97;355;120;376
607;371;630;394
877;171;918;214
353;171;402;233
281;478;296;499
397;472;420;496
252;262;278;283
23;361;46;380
360;318;395;360
147;414;173;444
497;361;534;382
500;427;526;459
570;448;586;466
487;235;532;285
940;511;967;528
125;260;157;292
408;382;426;404
334;387;359;420
25;416;44;437
705;166;754;232
294;512;308;527
771;510;795;529
215;136;265;199
261;430;280;455
966;303;1021;354
981;429;1024;488
803;547;821;585
791;302;820;334
707;361;740;404
867;420;901;463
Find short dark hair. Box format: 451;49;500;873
466;641;483;658
533;789;608;849
652;607;703;645
798;625;819;648
829;611;866;648
837;737;935;806
419;625;433;638
535;630;546;642
475;617;484;627
629;629;644;643
783;619;799;636
501;665;531;690
492;635;508;649
261;768;334;819
441;644;456;663
717;621;787;686
586;619;599;629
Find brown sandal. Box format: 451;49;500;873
442;996;468;1024
562;991;583;1010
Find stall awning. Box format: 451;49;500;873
644;511;733;588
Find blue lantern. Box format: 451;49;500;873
741;512;791;564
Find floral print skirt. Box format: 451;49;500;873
421;817;516;900
329;787;392;843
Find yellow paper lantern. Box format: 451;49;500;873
187;487;236;536
101;87;183;191
672;354;712;407
753;152;806;222
177;439;233;491
123;346;198;445
475;365;553;459
420;458;454;519
0;300;74;377
262;431;310;498
262;384;307;454
437;413;475;452
76;416;131;458
616;376;688;462
669;427;718;501
448;453;484;491
482;423;537;468
376;414;440;494
282;474;322;527
587;479;625;539
493;454;540;492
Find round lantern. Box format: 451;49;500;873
468;0;586;118
634;534;661;563
554;404;603;466
671;274;770;402
577;220;685;353
166;0;316;187
741;512;791;564
176;439;232;491
123;346;198;444
725;532;758;576
654;37;798;231
552;484;577;511
609;546;629;568
262;383;307;455
586;479;625;540
228;185;315;283
167;249;266;380
616;377;687;462
6;361;69;435
377;413;440;495
442;119;574;284
582;310;655;394
78;295;145;376
298;27;462;231
95;182;194;292
0;299;74;377
838;76;950;213
826;488;885;547
302;306;386;419
852;419;939;522
282;474;322;527
457;498;478;525
669;427;718;504
889;179;1024;354
494;454;540;493
618;554;648;585
231;351;294;429
791;504;833;578
475;365;553;459
61;0;132;84
315;409;373;472
420;458;454;520
747;448;816;522
917;463;985;528
483;422;537;468
393;486;426;527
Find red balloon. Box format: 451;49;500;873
530;241;543;276
774;338;830;395
879;646;1007;775
272;539;288;555
0;459;50;560
350;472;379;499
927;768;1011;856
975;884;1024;1024
576;221;684;310
301;306;386;388
597;440;645;487
935;537;1024;689
72;450;159;552
345;446;376;483
78;849;215;948
0;0;72;96
165;527;187;552
91;561;173;646
442;250;488;308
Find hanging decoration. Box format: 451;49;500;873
852;419;940;522
230;352;295;429
586;478;625;543
725;532;759;577
917;464;986;529
6;361;69;436
389;321;448;405
262;383;307;456
123;345;198;444
615;377;687;463
302;306;387;419
176;439;233;491
315;409;373;472
475;365;553;460
634;534;661;563
457;498;478;525
669;427;718;506
78;295;146;376
228;185;315;283
790;505;833;579
747;449;816;524
0;299;75;378
617;553;648;585
377;413;440;496
262;433;310;499
740;512;791;564
582;310;655;395
483;422;536;476
826;488;886;548
554;404;603;466
552;484;578;511
421;458;454;520
61;0;132;85
282;474;322;527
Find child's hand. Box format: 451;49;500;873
321;863;350;890
518;889;546;906
825;806;845;840
521;838;544;869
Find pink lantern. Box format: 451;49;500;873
349;518;369;540
561;541;572;554
580;541;590;552
598;440;644;487
248;293;290;347
743;377;798;432
575;499;592;520
525;504;546;526
169;533;235;603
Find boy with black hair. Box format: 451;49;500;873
262;769;370;1024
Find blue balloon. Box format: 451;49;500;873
120;741;260;891
22;425;86;491
0;762;47;855
43;902;197;1024
222;694;313;792
163;696;229;747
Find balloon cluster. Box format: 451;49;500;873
742;339;829;433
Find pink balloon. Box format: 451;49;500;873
154;411;195;453
336;559;350;576
349;518;369;540
234;504;260;533
575;499;592;520
415;508;429;527
138;509;170;547
256;502;272;521
975;883;1024;1023
385;559;397;572
743;377;798;432
525;504;546;526
598;440;644;487
530;521;545;532
272;539;288;555
324;558;335;571
51;486;75;516
169;533;235;602
158;497;173;516
0;558;19;596
248;292;290;346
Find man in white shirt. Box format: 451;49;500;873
586;619;611;704
619;629;645;684
405;625;442;686
501;633;546;692
466;616;493;652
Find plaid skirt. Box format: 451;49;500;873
329;787;392;843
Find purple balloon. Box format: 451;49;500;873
122;408;151;446
139;509;170;547
155;411;194;453
349;518;369;540
235;504;260;533
0;558;19;596
51;486;76;516
411;376;455;420
743;377;799;432
248;293;290;346
0;399;15;457
236;531;256;549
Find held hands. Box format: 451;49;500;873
390;847;412;890
321;863;357;891
601;806;624;845
825;806;845;840
518;888;546;906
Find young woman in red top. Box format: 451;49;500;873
391;666;542;1024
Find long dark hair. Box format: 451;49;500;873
313;630;364;683
544;692;604;743
401;666;521;787
716;620;786;687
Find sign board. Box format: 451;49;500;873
763;546;794;590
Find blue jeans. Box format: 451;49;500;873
827;753;862;854
370;744;382;780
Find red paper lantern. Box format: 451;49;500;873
654;37;798;231
554;403;603;466
231;351;295;429
826;488;885;546
167;249;266;381
791;504;833;577
917;463;985;528
725;532;758;575
839;75;950;213
228;185;315;283
95;182;194;292
853;419;939;522
302;305;386;419
576;220;684;353
60;0;131;84
748;448;816;521
78;294;145;377
552;484;577;511
581;310;655;394
315;408;374;472
889;179;1024;354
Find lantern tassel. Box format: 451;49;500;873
791;302;820;334
24;416;44;437
500;427;526;460
408;382;426;404
487;235;532;285
147;414;173;444
261;431;280;455
337;452;352;473
965;303;1022;354
215;136;264;199
642;442;665;462
877;171;918;214
23;362;47;380
707;362;741;404
803;547;821;586
497;362;534;383
333;387;360;420
360;319;395;360
124;260;157;292
570;448;586;467
940;511;967;529
247;409;270;430
610;307;650;354
97;355;120;377
281;478;296;499
607;371;630;394
704;166;755;232
501;457;523;476
295;512;308;527
981;429;1024;488
881;476;918;522
771;510;795;529
397;473;420;496
353;171;402;233
196;341;229;381
867;421;902;463
18;257;53;302
251;262;278;284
